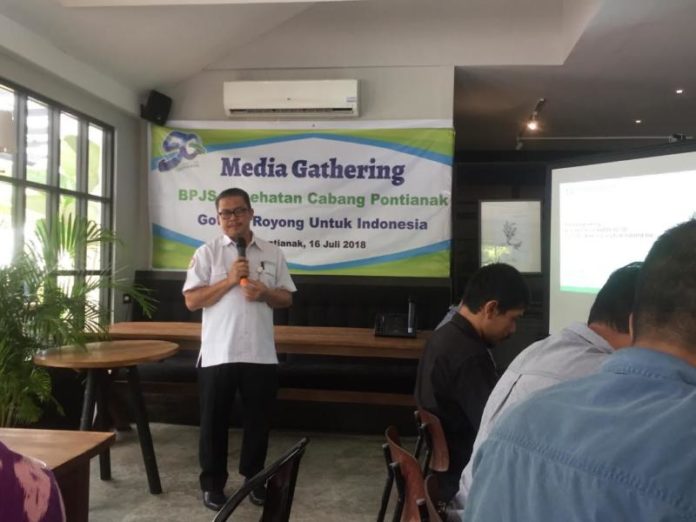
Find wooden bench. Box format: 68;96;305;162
108;322;429;407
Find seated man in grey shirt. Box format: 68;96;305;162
449;261;641;516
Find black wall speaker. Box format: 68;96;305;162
140;90;172;126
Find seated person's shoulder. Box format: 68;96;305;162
492;375;594;442
427;322;466;352
0;442;65;521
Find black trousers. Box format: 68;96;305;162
198;362;278;492
437;429;472;503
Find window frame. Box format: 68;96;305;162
0;76;115;314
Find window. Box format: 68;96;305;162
0;80;113;311
0;182;13;266
26;98;49;184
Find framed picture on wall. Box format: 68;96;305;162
479;200;542;273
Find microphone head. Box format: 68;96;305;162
236;237;247;258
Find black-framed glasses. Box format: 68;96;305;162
218;207;249;220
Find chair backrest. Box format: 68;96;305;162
416;409;449;474
385;426;439;522
413;410;425;461
424;474;444;522
213;437;309;522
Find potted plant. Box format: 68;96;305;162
0;214;155;427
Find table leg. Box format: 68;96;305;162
80;370;112;482
126;366;162;494
95;370;112;480
56;461;90;522
79;370;97;431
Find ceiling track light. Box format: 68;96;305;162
517;134;693;145
516;97;546;150
529;97;546;121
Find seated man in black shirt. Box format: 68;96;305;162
415;263;529;501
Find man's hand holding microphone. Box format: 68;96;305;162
230;237;268;302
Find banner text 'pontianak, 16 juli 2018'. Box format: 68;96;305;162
149;124;453;277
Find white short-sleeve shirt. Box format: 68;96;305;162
182;234;296;367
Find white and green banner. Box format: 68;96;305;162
149;122;453;277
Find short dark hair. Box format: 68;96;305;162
633;220;696;348
215;188;251;210
461;263;529;314
587;262;642;333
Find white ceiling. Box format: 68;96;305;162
59;0;361;5
1;0;695;151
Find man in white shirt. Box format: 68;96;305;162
183;187;296;511
450;261;641;516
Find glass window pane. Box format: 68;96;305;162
60;194;76;220
0;181;14;266
0;156;13;178
85;274;104;323
87;200;102;270
82;276;108;331
57;276;78;317
59;112;79;190
88;125;104;196
59;195;77;270
58;275;75;295
26;99;49;184
0;86;13;111
0;87;16;179
59;275;103;330
24;188;48;254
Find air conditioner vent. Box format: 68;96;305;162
224;80;359;118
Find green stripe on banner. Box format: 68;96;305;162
153;236;450;276
290;250;450;277
153;236;196;269
151;126;453;157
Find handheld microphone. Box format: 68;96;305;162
236;237;248;287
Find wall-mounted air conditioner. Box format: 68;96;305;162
223;79;359;118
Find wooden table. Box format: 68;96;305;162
0;428;114;522
108;322;430;359
34;340;179;494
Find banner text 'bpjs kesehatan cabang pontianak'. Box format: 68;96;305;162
149;124;453;277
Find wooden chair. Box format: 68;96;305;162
416;408;449;476
378;416;425;522
213;437;309;522
413;410;425;462
424;474;445;522
385;425;440;522
378;442;395;522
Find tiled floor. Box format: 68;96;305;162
89;423;406;521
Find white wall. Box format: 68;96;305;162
0;50;145;321
165;66;454;121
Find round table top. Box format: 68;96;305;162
33;340;180;369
